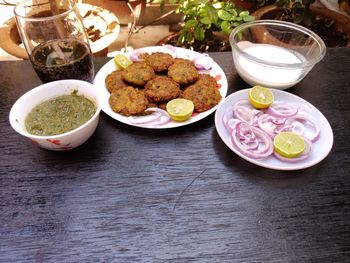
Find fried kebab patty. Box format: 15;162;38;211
182;80;221;113
105;70;129;93
196;74;218;89
109;86;149;116
167;59;199;85
122;62;155;86
145;75;181;102
144;52;174;73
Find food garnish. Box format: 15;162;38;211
114;54;133;69
273;132;305;158
248;85;274;109
222;87;320;162
166;98;194;122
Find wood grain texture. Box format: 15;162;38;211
1;49;350;263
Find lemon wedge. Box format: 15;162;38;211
274;132;305;158
114;54;132;69
166;98;194;122
248;85;274;109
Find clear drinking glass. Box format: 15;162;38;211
14;0;94;83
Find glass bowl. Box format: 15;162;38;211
229;20;326;90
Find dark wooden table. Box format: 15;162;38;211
1;48;350;262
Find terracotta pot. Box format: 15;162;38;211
252;5;350;47
0;3;120;59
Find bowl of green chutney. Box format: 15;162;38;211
9;79;101;151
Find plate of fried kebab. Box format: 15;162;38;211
93;45;228;128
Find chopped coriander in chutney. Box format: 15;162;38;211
25;91;96;136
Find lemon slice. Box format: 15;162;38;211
273;132;305;158
248;85;274;109
114;54;132;69
166;98;194;122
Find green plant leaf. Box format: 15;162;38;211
184;19;198;29
239;11;250;18
199;5;218;24
228;9;237;18
194;27;205;41
293;14;304;24
243;15;255;22
218;10;232;21
200;16;212;25
221;20;232;35
177;31;186;45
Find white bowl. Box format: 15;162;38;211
229;20;326;90
9;80;101;151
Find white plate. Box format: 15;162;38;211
93;46;228;129
215;89;334;170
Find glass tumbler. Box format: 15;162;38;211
14;0;94;83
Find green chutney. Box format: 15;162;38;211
25;92;96;136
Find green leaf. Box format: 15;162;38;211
232;21;241;27
160;1;165;12
207;5;219;22
194;27;205;41
200;16;212;25
228;9;237;18
199;5;218;24
218;10;232;21
239;11;250;18
243;15;255;22
184;19;198;29
293;15;304;25
177;31;186;45
221;20;232;35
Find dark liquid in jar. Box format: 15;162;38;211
31;38;94;83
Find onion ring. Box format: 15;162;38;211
128;107;170;126
267;103;298;118
230;122;273;159
286;114;320;142
194;54;214;70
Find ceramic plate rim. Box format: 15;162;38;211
93;46;228;129
214;88;334;170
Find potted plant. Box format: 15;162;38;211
251;0;350;47
157;0;254;52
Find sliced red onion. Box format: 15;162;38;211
286;119;305;136
142;115;171;127
231;122;273;159
128;112;161;125
257;114;289;138
223;108;239;133
163;44;177;54
222;98;320;163
233;100;256;125
129;49;147;62
286;114;320;142
128;107;170;126
194;54;214;70
225;118;241;133
267;103;298;118
274;138;312;162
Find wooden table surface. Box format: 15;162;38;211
1;48;350;262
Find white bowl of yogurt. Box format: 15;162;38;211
229;20;326;90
